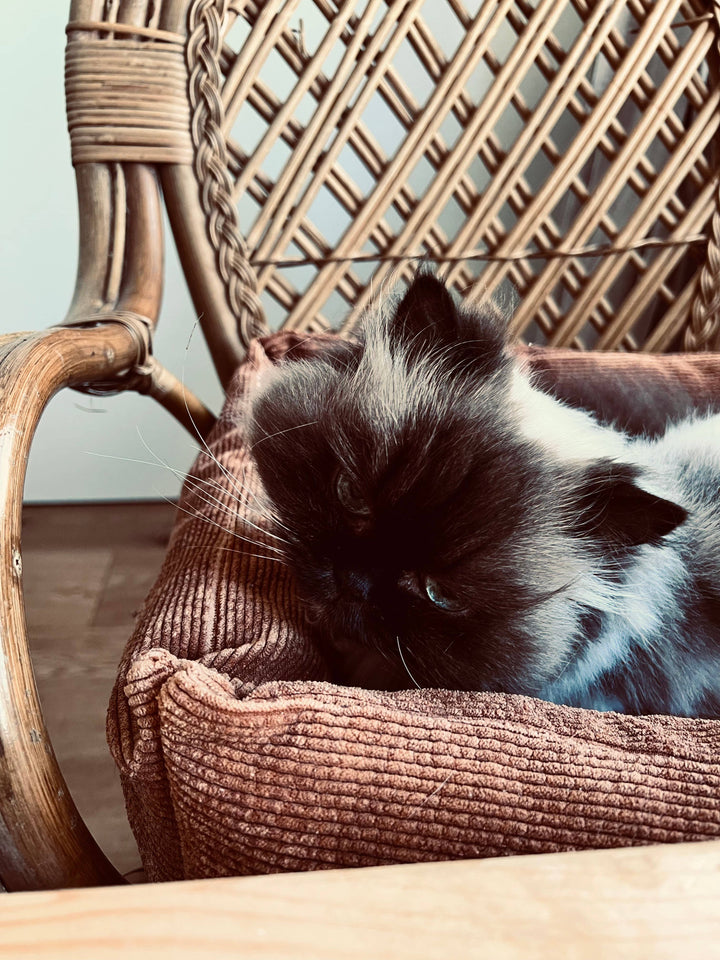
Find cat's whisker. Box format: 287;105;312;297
142;478;285;563
250;419;319;450
180;475;289;549
127;417;292;542
128;429;289;551
85;450;272;532
232;462;294;536
373;642;397;669
239;552;288;565
100;442;284;549
236;515;289;547
149;451;265;515
186;476;284;538
191;444;268;514
161;492;287;556
181;475;243;515
418;773;452;807
182;461;252;501
181;541;287;562
177;317;247;501
283;334;320;358
396;636;421;690
86;449;193;480
86;449;255;525
166;316;246;506
189;449;294;543
184;496;286;556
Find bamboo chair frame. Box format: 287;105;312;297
1;0;719;891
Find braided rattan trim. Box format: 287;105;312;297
65;37;193;165
685;1;720;351
187;0;266;342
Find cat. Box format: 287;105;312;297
248;271;720;718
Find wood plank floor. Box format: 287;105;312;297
21;502;178;877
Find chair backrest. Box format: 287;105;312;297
64;0;720;401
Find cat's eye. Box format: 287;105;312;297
423;577;461;611
335;471;368;515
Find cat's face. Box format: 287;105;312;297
249;274;686;693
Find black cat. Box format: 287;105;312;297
249;272;720;717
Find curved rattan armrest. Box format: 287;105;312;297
0;323;154;891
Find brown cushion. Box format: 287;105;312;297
517;344;720;435
107;336;720;882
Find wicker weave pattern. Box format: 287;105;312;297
213;0;720;350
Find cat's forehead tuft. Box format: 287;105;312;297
348;308;513;433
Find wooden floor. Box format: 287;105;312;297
22;501;178;877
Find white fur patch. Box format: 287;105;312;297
541;543;690;711
510;369;628;462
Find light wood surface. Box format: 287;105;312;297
1;840;720;958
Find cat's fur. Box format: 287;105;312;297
249;273;720;718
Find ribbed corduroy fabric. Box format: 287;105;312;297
107;335;720;882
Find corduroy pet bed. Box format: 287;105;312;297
108;333;720;883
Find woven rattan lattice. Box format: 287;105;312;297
61;0;720;366
199;0;719;352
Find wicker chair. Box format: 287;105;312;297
1;0;719;891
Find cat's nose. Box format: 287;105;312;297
334;566;372;601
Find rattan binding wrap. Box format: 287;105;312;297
65;27;193;164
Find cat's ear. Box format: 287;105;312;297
388;271;508;372
389;271;461;349
575;461;687;547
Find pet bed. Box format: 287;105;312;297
108;333;720;882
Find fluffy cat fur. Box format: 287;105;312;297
248;273;720;718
